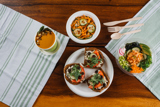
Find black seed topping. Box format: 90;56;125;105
87;60;91;63
77;65;80;69
92;55;96;58
87;52;91;55
68;69;71;73
103;83;106;87
80;72;84;75
100;75;103;79
95;70;98;73
78;76;82;79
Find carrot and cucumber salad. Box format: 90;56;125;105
71;15;96;40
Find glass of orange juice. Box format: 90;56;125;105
35;26;60;55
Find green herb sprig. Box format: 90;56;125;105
87;57;102;68
90;73;103;90
70;64;82;81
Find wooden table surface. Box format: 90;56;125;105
0;0;160;107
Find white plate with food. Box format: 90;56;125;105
63;48;114;97
66;10;101;44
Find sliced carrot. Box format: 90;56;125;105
94;50;100;59
88;85;93;89
72;79;81;83
94;82;102;88
80;65;85;80
98;70;104;77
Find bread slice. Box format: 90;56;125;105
84;47;104;68
86;68;110;92
64;63;85;85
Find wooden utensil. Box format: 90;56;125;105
111;29;141;39
103;17;142;26
108;23;144;32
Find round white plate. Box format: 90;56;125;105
66;10;101;44
64;48;114;97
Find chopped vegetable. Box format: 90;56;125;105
130;65;143;73
70;64;82;81
73;28;82;37
87;24;95;33
118;56;131;72
80;18;88;26
71;15;96;40
119;42;152;74
139;55;152;71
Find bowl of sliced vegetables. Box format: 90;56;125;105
116;38;155;76
66;10;101;44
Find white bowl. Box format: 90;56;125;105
66;10;101;44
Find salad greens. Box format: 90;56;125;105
139;55;152;71
70;64;82;81
89;73;103;90
86;57;102;68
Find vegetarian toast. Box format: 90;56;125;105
86;68;110;92
84;47;104;68
64;63;85;85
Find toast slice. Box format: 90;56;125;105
64;63;85;85
84;47;104;68
86;68;110;92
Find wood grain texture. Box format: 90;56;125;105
1;0;160;107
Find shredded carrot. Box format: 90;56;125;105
130;65;144;73
71;15;96;39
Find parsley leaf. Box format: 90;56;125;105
70;64;82;81
90;73;104;90
87;57;102;68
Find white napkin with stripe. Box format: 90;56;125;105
0;4;69;107
105;0;160;100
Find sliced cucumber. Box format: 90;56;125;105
80;18;88;26
143;54;147;59
90;53;97;58
126;49;132;55
87;24;95;33
73;28;82;37
132;47;140;52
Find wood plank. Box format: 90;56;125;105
34;95;159;107
1;0;149;6
4;5;144;46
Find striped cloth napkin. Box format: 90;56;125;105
106;0;160;100
0;4;69;107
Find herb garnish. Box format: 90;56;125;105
90;73;103;90
70;64;82;81
139;55;152;71
87;57;102;68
